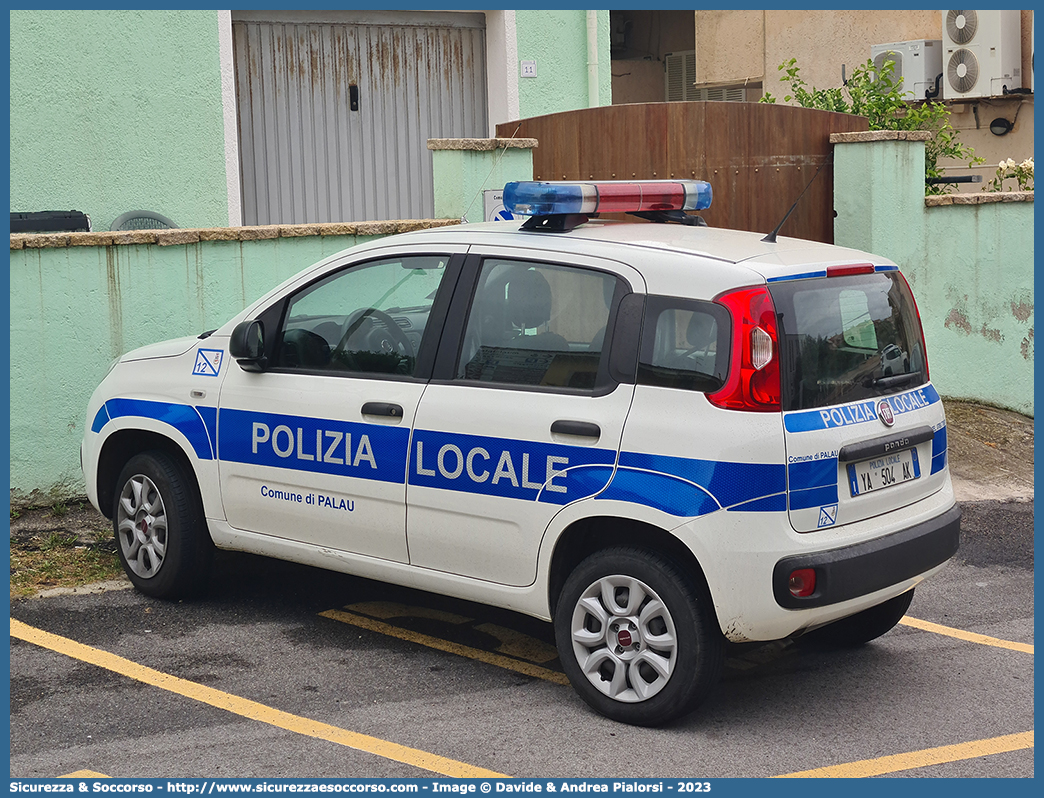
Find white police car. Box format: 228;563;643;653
82;180;959;726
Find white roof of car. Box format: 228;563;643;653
378;219;896;283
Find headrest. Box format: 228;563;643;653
686;312;716;348
505;269;553;329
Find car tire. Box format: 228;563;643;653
554;546;724;726
112;451;213;600
806;589;914;648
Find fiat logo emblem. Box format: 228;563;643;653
878;399;895;426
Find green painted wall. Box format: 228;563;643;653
834;138;1033;416
9;232;397;503
431;146;534;221
516;10;611;118
9;10;230;232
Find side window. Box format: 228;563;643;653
637;296;730;392
275;255;448;376
456;259;619;390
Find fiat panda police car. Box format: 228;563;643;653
82;180;960;726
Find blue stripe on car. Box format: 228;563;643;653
931;425;948;475
218;407;410;485
789;484;839;510
91;405;110;434
784;384;941;433
409;428;616;503
92;400;799;517
596;468;720;517
615;451;786;508
98;398;214;460
787;457;839;511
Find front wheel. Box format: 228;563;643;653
554;547;724;726
113;451;213;600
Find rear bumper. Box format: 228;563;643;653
772;502;960;609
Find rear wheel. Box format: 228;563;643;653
554;546;724;726
113;451;213;599
806;589;914;647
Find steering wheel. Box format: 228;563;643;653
330;307;416;369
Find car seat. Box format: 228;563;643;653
503;268;569;351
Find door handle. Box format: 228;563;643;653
362;402;403;418
551;420;601;438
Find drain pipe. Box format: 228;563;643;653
587;10;599;107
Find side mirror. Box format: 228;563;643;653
229;320;268;372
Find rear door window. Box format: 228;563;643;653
455;259;620;391
770;272;928;411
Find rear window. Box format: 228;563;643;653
637;296;730;392
769;272;928;412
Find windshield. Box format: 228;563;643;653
769;272;928;412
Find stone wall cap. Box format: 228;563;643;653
427;137;539;151
156;229;201;246
70;231;114;246
830;130;933;143
11;219;461;249
111;230;158;245
926;190;1034;206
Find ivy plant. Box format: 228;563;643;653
760;58;983;195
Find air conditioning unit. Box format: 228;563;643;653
942;9;1022;99
871;40;943;100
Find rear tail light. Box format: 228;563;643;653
708;285;781;412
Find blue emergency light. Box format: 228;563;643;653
503;179;713;217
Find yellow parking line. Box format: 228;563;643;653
775;731;1033;778
11;618;507;779
900;616;1034;654
320;608;571;685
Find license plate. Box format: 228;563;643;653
847;447;920;496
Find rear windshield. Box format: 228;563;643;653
769;272;928;412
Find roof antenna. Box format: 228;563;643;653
761;151;833;244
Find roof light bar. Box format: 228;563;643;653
503;179;713;217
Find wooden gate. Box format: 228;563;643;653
497;103;869;243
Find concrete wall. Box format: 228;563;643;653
832;131;1033;416
8;221;457;504
428;139;536;221
10;10;232;232
515;10;611;117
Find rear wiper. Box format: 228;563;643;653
864;372;921;388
